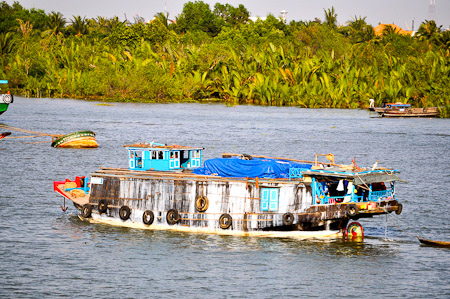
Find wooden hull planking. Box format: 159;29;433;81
55;168;402;238
371;107;439;118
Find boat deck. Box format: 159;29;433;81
92;167;299;184
54;183;89;206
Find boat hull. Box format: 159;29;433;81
418;238;450;248
371;107;439;118
54;168;402;238
0;103;9;115
51;130;98;148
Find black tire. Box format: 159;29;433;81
219;213;232;229
98;199;108;214
81;204;92;218
395;203;403;215
143;210;154;225
166;209;180;225
282;212;295;226
119;205;131;221
346;204;359;217
195;196;209;212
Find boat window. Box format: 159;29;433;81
372;182;386;191
152;151;157;159
158;151;164;160
175;152;179;159
260;188;279;212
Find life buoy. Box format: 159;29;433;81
395;203;403;215
346;222;364;240
98;199;108;213
282;212;295;226
219;213;232;229
195;196;209;212
166;209;180;225
143;210;154;225
346;204;359;217
119;205;131;220
81;204;92;218
2;94;12;104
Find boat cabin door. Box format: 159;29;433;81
169;150;180;169
190;150;201;167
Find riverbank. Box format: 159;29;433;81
2;3;449;117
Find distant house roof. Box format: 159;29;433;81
373;24;414;36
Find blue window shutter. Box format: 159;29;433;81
269;189;279;211
261;189;269;211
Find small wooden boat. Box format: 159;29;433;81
51;130;98;148
0;132;11;140
0;80;13;116
369;103;439;118
418;237;450;248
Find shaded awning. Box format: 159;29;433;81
353;173;407;185
301;169;407;184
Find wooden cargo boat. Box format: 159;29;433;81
53;142;404;238
369;103;439;118
0;80;13;116
418;238;450;248
51;130;98;148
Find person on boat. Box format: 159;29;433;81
369;98;375;108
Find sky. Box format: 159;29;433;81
7;0;450;30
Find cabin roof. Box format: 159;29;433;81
386;103;411;107
124;142;204;151
302;169;405;184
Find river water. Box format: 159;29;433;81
1;97;449;298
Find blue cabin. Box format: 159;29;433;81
385;103;411;109
124;142;203;171
290;168;403;205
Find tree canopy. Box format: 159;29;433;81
0;1;449;117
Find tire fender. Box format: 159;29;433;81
119;205;131;221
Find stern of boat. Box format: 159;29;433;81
53;176;90;209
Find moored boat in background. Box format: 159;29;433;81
0;80;13;116
51;130;98;148
54;142;404;238
369;102;439;117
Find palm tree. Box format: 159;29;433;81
154;12;169;28
324;7;337;28
46;12;66;36
416;20;441;44
70;16;88;36
346;16;374;43
0;32;15;67
106;16;121;33
439;30;450;50
382;25;400;37
16;18;33;39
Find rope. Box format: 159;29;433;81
382;207;420;239
0;124;61;137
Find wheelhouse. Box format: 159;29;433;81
291;168;404;205
124;142;203;171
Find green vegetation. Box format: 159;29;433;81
1;1;449;116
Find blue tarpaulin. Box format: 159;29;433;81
193;157;312;178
